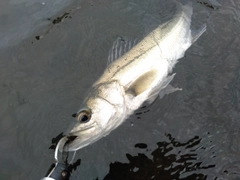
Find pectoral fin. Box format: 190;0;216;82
159;85;182;99
125;71;182;108
146;73;180;104
126;69;159;97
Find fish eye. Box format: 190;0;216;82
77;110;91;123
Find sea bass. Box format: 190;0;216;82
58;3;206;152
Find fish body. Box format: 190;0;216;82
58;3;206;151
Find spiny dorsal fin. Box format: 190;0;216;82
107;36;139;66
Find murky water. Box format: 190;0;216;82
0;0;240;179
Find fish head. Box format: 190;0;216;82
58;82;126;152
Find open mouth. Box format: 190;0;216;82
55;135;78;161
57;122;97;151
60;135;78;152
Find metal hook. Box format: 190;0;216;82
55;137;77;164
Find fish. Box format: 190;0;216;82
57;2;206;152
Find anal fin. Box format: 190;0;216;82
191;24;207;43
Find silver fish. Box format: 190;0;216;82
58;2;206;152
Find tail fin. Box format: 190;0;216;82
181;2;193;24
180;2;206;43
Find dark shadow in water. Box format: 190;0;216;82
33;6;79;43
70;159;81;172
197;1;219;10
51;12;71;25
101;134;215;180
34;11;72;41
50;130;215;179
49;132;65;150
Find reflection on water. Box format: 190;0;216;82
103;134;214;180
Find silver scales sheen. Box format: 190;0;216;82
56;2;206;154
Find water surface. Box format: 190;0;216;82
0;0;240;179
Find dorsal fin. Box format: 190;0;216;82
107;36;139;66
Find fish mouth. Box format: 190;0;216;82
60;135;78;151
55;136;78;163
58;135;90;152
58;122;97;152
68;122;97;135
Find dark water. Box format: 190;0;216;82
0;0;240;179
